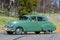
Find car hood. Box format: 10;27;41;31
5;20;26;26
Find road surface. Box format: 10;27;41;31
0;33;60;40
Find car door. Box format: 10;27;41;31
25;16;38;31
37;16;46;31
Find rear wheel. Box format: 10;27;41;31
15;28;23;35
35;32;40;34
24;32;27;34
7;31;13;34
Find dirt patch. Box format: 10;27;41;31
0;27;6;33
54;29;60;32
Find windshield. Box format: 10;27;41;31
19;16;28;20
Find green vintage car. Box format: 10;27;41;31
4;14;56;34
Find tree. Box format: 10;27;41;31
59;0;60;10
35;0;58;13
18;0;38;15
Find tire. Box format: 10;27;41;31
24;32;27;34
15;28;23;35
7;31;13;34
35;32;40;34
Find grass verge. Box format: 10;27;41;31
0;16;18;28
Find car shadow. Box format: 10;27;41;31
3;32;56;35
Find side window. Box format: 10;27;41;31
30;16;36;21
37;17;45;21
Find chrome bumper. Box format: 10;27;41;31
4;27;14;32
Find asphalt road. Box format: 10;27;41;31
0;33;60;40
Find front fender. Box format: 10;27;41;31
12;24;23;31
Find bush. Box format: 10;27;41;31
18;0;38;15
0;8;10;16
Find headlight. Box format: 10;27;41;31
10;25;13;27
4;24;13;28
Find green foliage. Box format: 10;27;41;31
18;0;38;15
0;9;9;16
0;16;18;27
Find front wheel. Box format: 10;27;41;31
7;31;13;34
15;28;23;35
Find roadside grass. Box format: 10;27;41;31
0;16;18;28
50;20;60;28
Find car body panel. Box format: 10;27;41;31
4;14;56;32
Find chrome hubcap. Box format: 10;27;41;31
16;28;22;34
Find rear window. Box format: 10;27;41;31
19;16;28;20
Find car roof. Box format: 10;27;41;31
24;14;46;18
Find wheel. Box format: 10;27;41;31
15;28;23;35
7;31;13;34
24;32;27;34
35;32;40;34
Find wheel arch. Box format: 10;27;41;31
16;26;24;31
